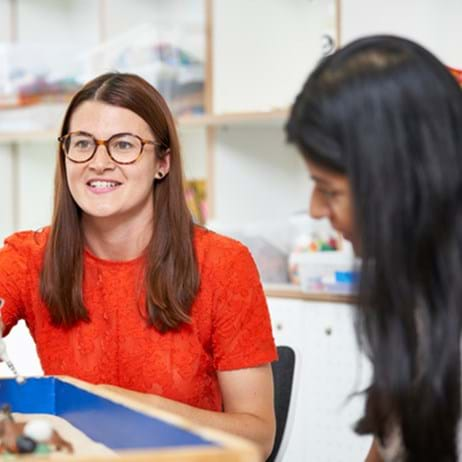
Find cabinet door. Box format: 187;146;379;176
267;297;304;348
300;301;372;461
268;298;373;461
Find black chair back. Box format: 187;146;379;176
266;345;296;462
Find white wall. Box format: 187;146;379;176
213;125;310;225
0;1;10;42
213;0;337;113
341;0;462;67
17;142;55;231
179;128;207;181
17;0;99;46
0;146;15;240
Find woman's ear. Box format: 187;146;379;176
155;149;171;179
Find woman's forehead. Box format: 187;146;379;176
69;101;151;138
307;159;347;185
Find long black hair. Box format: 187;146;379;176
286;35;462;461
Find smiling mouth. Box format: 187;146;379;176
87;180;121;189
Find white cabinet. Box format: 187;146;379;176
268;297;373;461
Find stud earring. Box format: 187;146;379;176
157;172;164;179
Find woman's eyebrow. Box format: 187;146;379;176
311;175;331;186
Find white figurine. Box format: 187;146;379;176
23;419;54;443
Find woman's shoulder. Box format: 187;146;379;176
194;226;249;259
193;226;256;279
2;227;50;259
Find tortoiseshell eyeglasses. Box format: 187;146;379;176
58;131;160;165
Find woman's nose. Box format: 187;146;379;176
89;144;115;170
309;189;329;220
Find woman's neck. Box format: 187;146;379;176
82;214;153;261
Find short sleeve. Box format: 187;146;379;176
0;235;29;333
211;244;277;371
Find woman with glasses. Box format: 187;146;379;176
0;73;277;457
286;35;462;461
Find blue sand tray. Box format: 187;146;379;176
0;376;258;462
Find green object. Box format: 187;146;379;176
1;452;15;461
34;443;51;455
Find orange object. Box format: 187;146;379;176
449;66;462;86
0;227;277;412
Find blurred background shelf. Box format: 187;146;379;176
0;129;58;143
0;109;290;143
264;283;356;304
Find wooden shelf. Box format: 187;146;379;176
0;130;58;144
264;283;356;304
179;109;289;127
0;109;290;143
0;93;74;110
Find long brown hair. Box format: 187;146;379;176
40;73;200;332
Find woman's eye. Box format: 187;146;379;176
74;140;91;149
320;189;336;199
115;141;133;150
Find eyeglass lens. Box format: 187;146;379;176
64;134;143;163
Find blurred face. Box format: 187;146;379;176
306;160;360;254
65;101;169;224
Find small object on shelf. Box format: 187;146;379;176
185;179;207;224
321;33;336;56
289;245;358;294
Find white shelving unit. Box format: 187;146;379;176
0;0;208;238
0;0;338;238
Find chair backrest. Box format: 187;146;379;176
266;345;298;462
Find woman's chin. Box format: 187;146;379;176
81;207;120;220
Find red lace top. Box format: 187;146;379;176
0;227;277;411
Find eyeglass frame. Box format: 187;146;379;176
58;131;162;165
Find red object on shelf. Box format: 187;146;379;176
449;67;462;86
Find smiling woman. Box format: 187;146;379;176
64;101;164;232
0;73;277;458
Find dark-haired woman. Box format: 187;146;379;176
286;35;462;461
0;73;277;457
